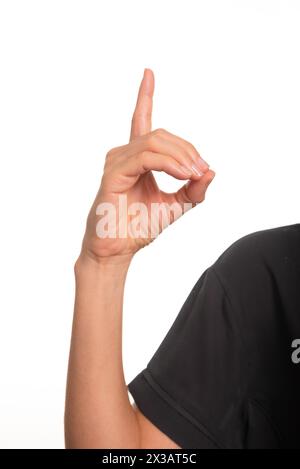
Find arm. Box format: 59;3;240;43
64;68;215;448
65;253;181;448
65;255;137;448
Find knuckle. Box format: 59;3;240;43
153;127;166;136
105;152;112;163
189;142;199;155
146;128;166;146
104;149;118;170
105;147;116;160
105;144;124;161
181;138;199;157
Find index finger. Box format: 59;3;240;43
130;68;154;142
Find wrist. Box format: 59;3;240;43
74;250;133;278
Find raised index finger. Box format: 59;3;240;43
130;68;154;142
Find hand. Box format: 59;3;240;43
79;68;215;265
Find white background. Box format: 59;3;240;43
0;0;300;448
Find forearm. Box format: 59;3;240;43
64;253;140;448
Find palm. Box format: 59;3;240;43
118;171;177;245
94;171;175;258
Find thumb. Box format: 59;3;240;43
160;170;216;225
129;68;155;142
174;169;216;208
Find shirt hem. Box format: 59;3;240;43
127;368;224;449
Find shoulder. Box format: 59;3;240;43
215;224;299;268
211;223;300;289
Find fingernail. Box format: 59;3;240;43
191;165;204;177
198;157;209;171
180;165;193;177
190;156;209;174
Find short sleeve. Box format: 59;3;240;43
127;266;247;449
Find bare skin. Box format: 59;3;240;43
64;68;215;448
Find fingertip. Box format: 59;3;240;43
143;68;154;96
144;67;154;77
205;171;216;189
205;169;216;183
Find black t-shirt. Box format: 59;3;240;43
127;224;300;449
